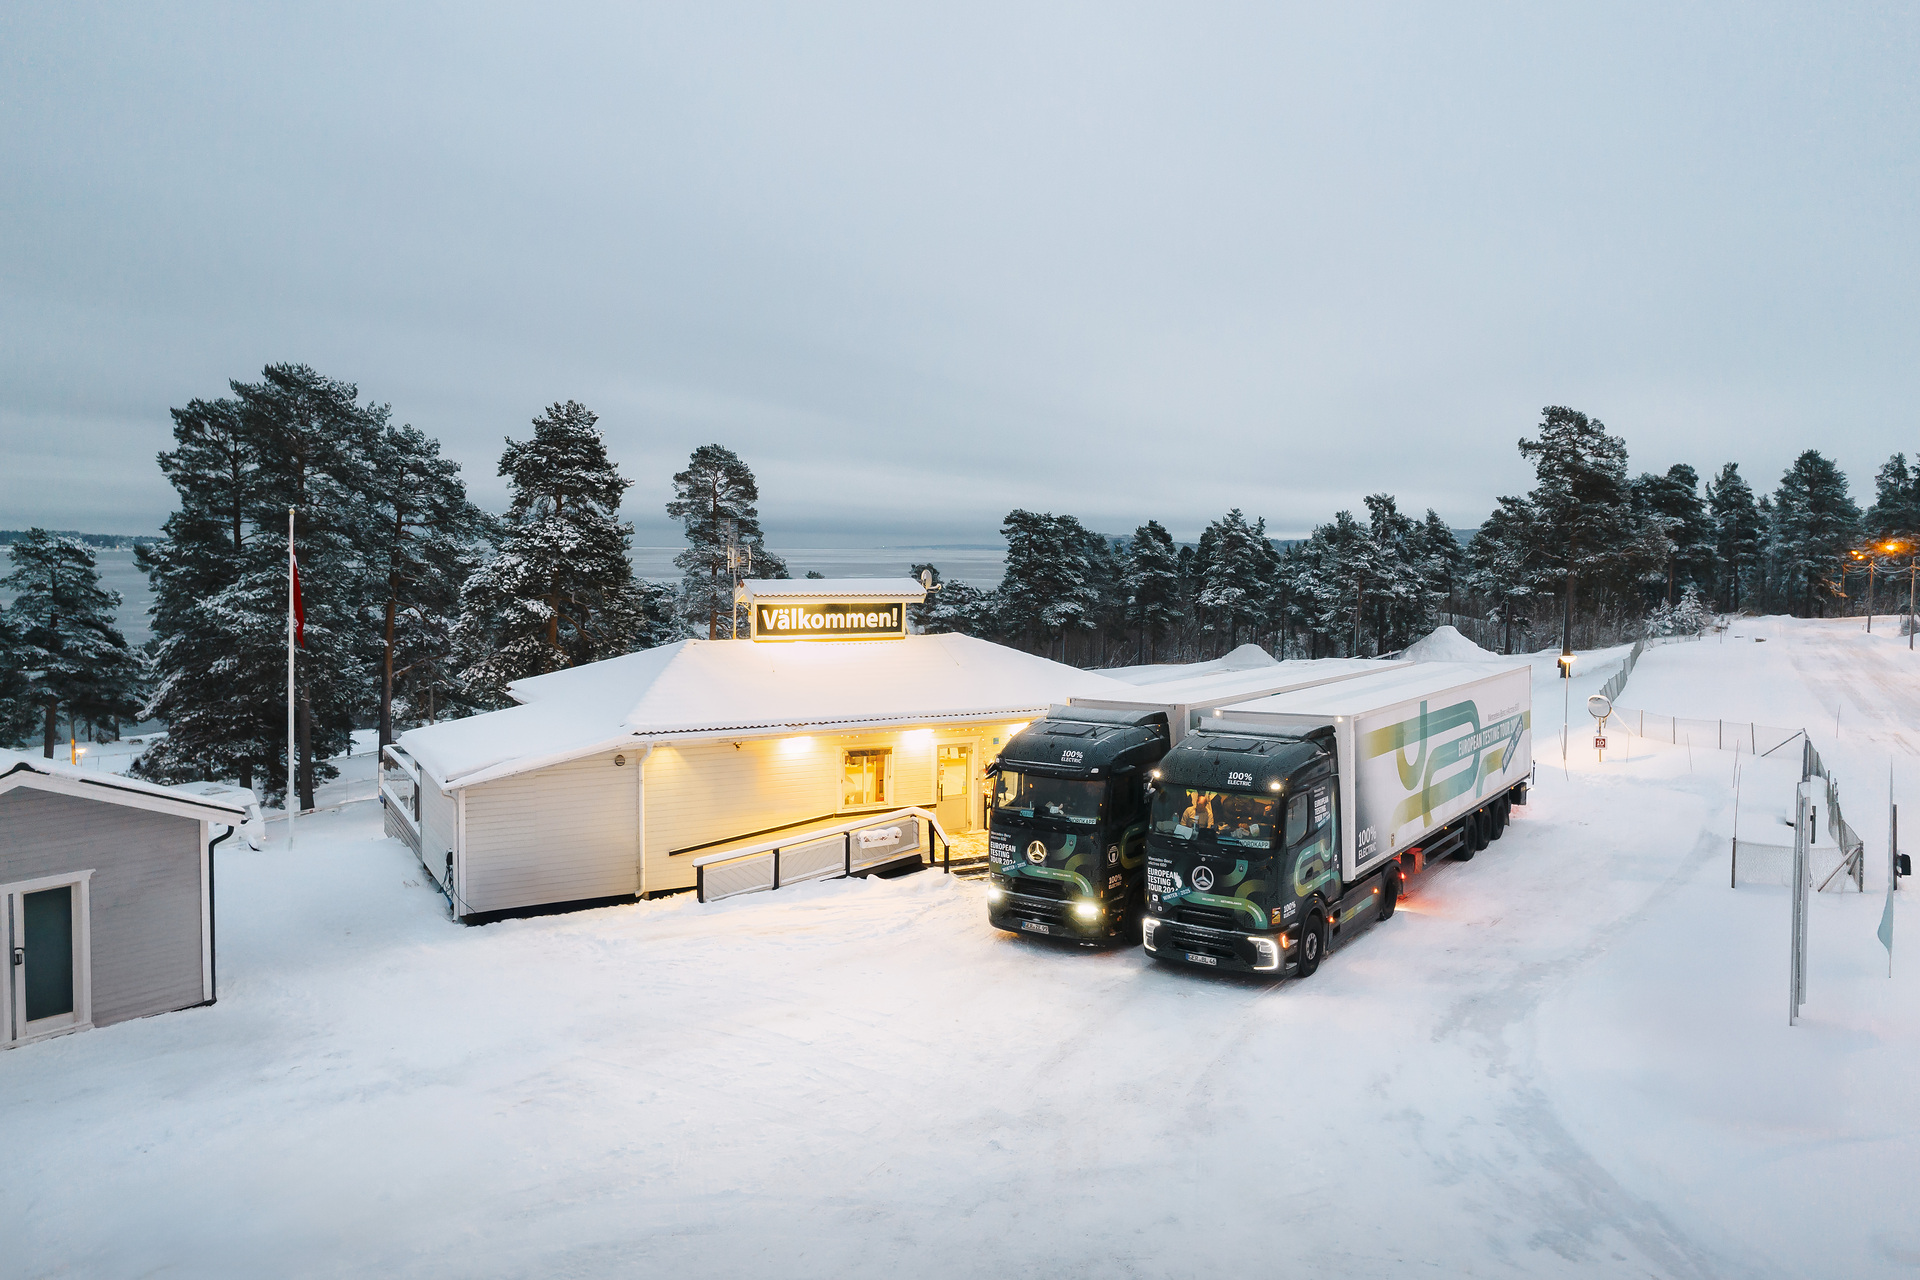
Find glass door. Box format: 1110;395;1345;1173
6;877;87;1046
936;744;972;833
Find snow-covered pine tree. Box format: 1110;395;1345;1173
1769;450;1860;617
1515;406;1648;647
668;444;788;640
1705;463;1764;611
1867;453;1920;545
1410;509;1466;615
457;401;662;705
136;391;283;794
1362;493;1433;653
368;422;491;747
1467;496;1541;655
0;600;34;747
995;510;1102;660
1630;464;1714;607
235;364;390;808
1194;509;1269;654
1295;510;1379;657
3;530;143;757
1122;521;1181;662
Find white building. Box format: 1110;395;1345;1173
385;580;1143;920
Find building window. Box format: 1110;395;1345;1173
842;748;891;808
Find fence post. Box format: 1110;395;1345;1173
772;847;781;891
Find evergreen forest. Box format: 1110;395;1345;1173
0;371;1910;803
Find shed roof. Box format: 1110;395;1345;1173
400;633;1141;789
0;749;251;822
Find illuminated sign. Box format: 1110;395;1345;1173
753;601;908;641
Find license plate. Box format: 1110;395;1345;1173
1185;952;1218;966
1020;921;1050;934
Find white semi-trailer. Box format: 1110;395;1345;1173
1141;661;1533;977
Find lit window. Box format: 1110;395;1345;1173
843;748;891;808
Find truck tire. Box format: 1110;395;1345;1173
1454;815;1478;861
1491;798;1508;840
1295;913;1326;977
1378;868;1399;920
1470;808;1491;853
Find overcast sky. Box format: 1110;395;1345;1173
3;3;1916;544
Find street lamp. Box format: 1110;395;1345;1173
1849;541;1916;640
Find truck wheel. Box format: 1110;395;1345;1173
1470;809;1491;853
1454;817;1478;861
1295;913;1326;977
1378;868;1399;921
1491;798;1508;840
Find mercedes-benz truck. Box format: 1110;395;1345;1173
985;705;1170;943
1141;662;1532;977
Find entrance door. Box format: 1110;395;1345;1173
5;876;88;1047
936;744;972;834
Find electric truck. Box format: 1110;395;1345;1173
984;705;1171;943
1141;661;1532;977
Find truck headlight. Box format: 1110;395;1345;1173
1072;899;1101;921
986;884;1004;904
1141;916;1160;947
1249;936;1281;971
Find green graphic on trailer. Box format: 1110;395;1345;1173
1362;698;1530;833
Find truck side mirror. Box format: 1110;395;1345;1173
1900;854;1912;877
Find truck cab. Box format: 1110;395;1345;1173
1142;725;1384;976
984;705;1170;943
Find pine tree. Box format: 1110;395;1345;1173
1410;510;1466;614
1194;509;1270;653
1467;496;1540;654
668;444;788;639
1515;406;1647;649
4;530;144;757
995;510;1103;660
1631;464;1714;606
1294;510;1380;657
1867;453;1920;543
0;601;34;747
1770;450;1860;617
1704;463;1763;611
457;401;662;704
1122;521;1181;662
368;423;490;747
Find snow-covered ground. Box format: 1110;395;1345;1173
4;621;1915;1278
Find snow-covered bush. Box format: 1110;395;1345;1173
1645;585;1710;638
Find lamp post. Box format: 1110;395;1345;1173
1851;541;1913;639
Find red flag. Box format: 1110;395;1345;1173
291;548;306;648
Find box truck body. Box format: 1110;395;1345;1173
1068;657;1403;745
1142;661;1532;976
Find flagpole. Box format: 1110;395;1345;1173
288;506;297;850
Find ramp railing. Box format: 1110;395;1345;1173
693;806;956;903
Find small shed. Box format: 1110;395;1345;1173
0;751;249;1049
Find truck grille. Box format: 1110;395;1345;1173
1002;891;1068;927
1155;922;1239;960
1013;877;1067;899
1177;904;1241;931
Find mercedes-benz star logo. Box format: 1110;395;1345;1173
1192;865;1215;891
1026;840;1047;865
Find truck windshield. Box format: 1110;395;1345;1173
1150;787;1278;849
994;771;1102;824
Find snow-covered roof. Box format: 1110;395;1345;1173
1216;660;1530;720
1073;658;1402;710
0;749;251;821
741;577;927;600
1097;642;1281;686
401;634;1142;789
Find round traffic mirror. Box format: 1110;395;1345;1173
1586;694;1613;720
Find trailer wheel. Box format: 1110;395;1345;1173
1470;808;1491;853
1378;868;1399;921
1455;816;1478;861
1490;798;1508;840
1295;913;1326;977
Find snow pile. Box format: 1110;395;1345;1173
1100;641;1278;686
1402;624;1499;663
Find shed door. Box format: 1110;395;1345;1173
5;876;89;1047
936;744;973;834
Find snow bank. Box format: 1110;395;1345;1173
1402;623;1499;663
1099;641;1278;686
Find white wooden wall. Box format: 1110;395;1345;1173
419;784;458;889
461;750;639;914
453;723;1019;910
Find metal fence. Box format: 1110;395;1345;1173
1597;640;1646;704
1609;709;1803;757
